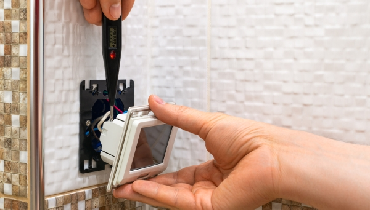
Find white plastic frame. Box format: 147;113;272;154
107;105;178;191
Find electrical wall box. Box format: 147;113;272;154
79;80;134;173
100;105;178;192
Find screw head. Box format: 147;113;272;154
86;120;91;127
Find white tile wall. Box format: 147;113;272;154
44;0;207;195
210;0;370;145
43;0;370;197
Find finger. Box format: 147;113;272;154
148;95;227;140
121;0;135;20
83;0;102;25
148;165;197;186
80;0;97;9
99;0;121;20
132;180;197;209
113;184;170;208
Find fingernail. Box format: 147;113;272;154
110;4;121;19
153;95;165;104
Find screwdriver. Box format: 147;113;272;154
102;14;122;121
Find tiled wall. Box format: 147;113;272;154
39;0;370;209
0;0;28;204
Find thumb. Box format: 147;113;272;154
100;0;121;20
148;95;226;140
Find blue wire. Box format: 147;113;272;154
85;128;99;136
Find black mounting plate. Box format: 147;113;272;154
79;80;134;173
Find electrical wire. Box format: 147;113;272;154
90;116;103;140
106;99;123;114
97;111;111;132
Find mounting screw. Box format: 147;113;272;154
86;120;91;127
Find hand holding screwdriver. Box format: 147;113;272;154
80;0;135;25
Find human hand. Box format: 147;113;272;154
113;95;289;209
79;0;135;25
113;95;370;210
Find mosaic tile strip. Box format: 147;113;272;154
0;197;28;210
0;0;28;198
45;185;138;210
44;185;318;210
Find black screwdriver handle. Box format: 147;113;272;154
102;14;122;107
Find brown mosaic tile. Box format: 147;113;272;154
13;91;20;103
12;8;19;20
19;139;26;151
64;194;72;205
20;8;26;20
5;126;11;137
11;103;20;114
19;174;26;186
20;202;28;210
3;149;11;160
71;203;78;210
0;183;3;193
4;160;11;172
5;55;12;67
4;80;12;90
20;186;27;197
99;185;107;195
19;57;26;69
71;192;78;203
4;103;11;113
105;194;112;206
12;56;20;67
92;198;99;208
92;187;99;197
77;190;85;201
19;103;26;115
4;114;11;125
19;92;26;104
99;195;105;207
20;0;27;8
5;33;11;44
0;171;3;183
10;161;19;173
19;127;26;139
11;138;18;149
0;22;3;33
12;127;20;138
4;44;11;55
11;173;19;185
3;68;10;79
0;115;3;125
20;115;26;127
12;32;19;44
20;20;27;32
0;57;4;67
0;33;3;44
4;137;11;148
19;32;26;44
0;0;3;8
4;198;12;208
85;199;92;210
11;149;20;161
12;44;19;56
56;196;64;207
4;21;11;32
11;197;19;208
19;68;26;81
19;163;27;174
12;0;20;8
4;9;11;20
4;172;11;183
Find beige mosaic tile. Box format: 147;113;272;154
0;0;28;199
